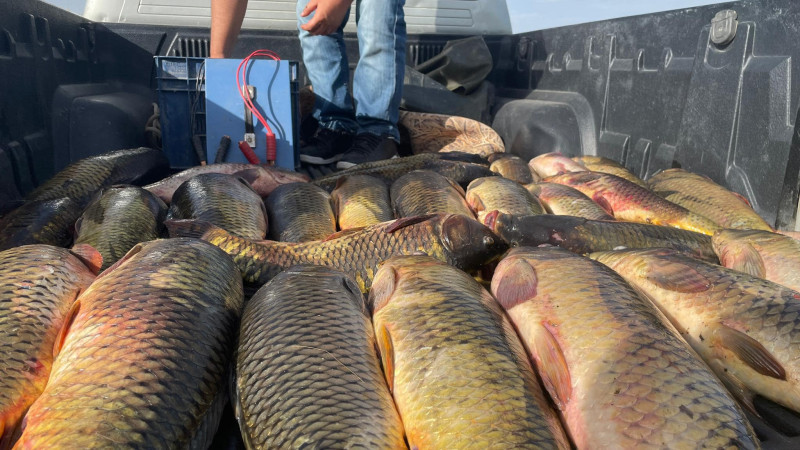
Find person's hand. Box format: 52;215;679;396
300;0;353;36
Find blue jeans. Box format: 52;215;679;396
297;0;406;141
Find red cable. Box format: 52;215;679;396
236;49;281;164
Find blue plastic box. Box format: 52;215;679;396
154;56;207;169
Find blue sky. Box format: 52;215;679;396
46;0;731;33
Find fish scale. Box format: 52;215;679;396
712;229;800;292
391;170;474;218
649;169;772;231
591;248;800;417
0;245;97;449
546;171;721;235
491;213;717;262
489;155;536;184
74;186;166;271
168;173;268;240
330;174;393;230
13;238;243;449
313;153;495;192
491;248;758;449
465;176;544;222
0;199;81;251
265;182;336;242
369;256;569;449
525;182;615;221
235;265;405;449
169;213;507;292
25;148;168;207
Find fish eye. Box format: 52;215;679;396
483;236;494;246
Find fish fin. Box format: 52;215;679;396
531;322;572;411
445;176;467;197
712;363;759;416
69;243;103;274
469;194;487;213
717;242;766;278
384;215;436;233
643;254;712;293
591;193;615;217
232;168;261;187
330;190;341;219
376;324;395;393
715;324;786;380
333;175;348;191
369;266;397;313
165;219;217;239
53;298;81;358
322;228;364;241
96;243;144;280
73;215;83;235
491;257;537;310
730;191;752;207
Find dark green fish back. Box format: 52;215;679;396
74;186;167;270
168;173;268;240
25;148;169;206
0;198;80;250
264;182;336;242
235;265;406;449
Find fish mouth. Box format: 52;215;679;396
483;210;500;232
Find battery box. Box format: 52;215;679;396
204;58;299;170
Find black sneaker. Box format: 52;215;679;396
336;133;399;169
299;127;354;165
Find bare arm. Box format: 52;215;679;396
211;0;249;58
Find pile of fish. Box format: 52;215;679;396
1;146;800;449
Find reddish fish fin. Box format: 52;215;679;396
333;175;348;191
376;324;395;393
531;322;572;411
384;214;437;233
716;324;786;380
717;243;766;278
469;194;487;213
232;168;261;187
591;194;615;217
96;243;144;280
643;255;711;293
369;266;398;313
491;257;538;310
730;191;752;207
69;244;103;274
323;228;364;241
54;299;81;358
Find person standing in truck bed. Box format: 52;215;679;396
211;0;406;169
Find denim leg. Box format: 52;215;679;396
296;0;357;134
354;0;406;140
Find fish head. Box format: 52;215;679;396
528;152;587;178
439;214;509;270
490;213;574;248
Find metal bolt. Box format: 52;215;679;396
711;9;738;46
